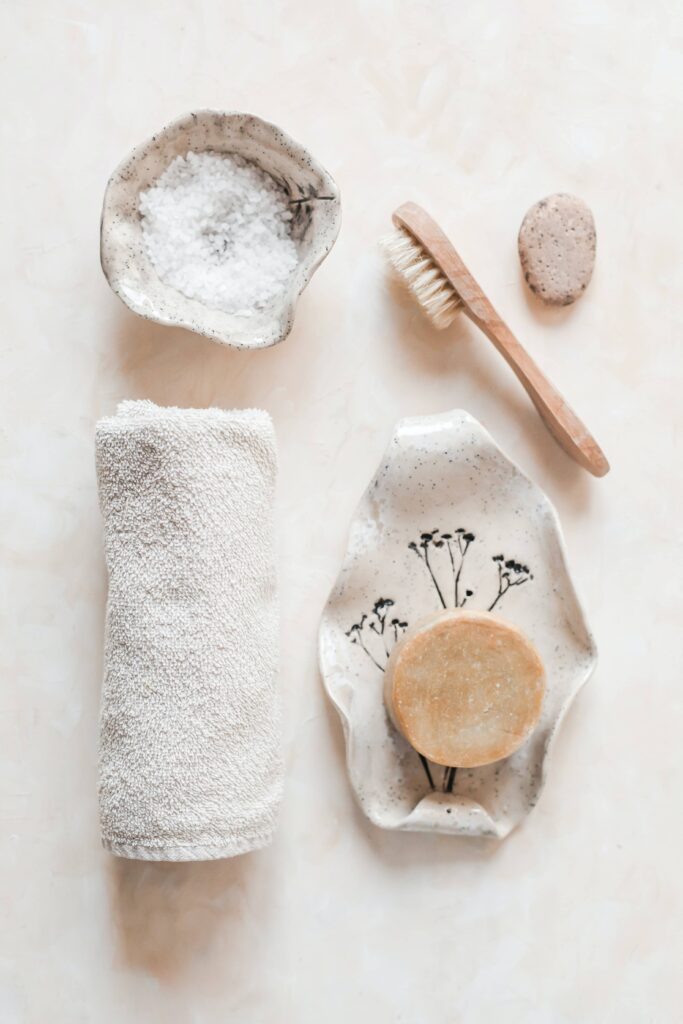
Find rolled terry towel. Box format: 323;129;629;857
95;400;281;861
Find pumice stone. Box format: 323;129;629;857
518;193;596;306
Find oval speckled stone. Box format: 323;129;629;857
518;193;596;306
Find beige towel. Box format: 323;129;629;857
96;400;281;860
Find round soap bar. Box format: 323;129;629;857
384;610;545;768
518;193;596;306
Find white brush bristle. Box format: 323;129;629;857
380;226;462;329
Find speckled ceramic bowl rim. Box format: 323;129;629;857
100;109;342;349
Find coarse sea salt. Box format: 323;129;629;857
139;151;299;316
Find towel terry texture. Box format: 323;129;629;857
96;401;281;861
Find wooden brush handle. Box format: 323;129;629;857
393;203;610;477
469;308;610;477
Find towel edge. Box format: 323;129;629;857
102;829;274;862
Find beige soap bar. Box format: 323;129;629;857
384;610;545;768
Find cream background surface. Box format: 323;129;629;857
1;1;681;1021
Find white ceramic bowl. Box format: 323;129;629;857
100;110;341;349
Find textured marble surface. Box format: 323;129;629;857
1;1;681;1021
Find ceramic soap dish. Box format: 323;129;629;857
319;410;597;839
100;109;341;350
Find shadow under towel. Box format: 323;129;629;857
95;401;281;861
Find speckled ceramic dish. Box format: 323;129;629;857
319;410;597;839
100;110;341;349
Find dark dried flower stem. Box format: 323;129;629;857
488;556;533;612
452;530;474;607
368;598;394;658
345;615;386;672
409;534;446;608
420;755;435;790
423;545;446;608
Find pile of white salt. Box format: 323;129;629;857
139;151;299;316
